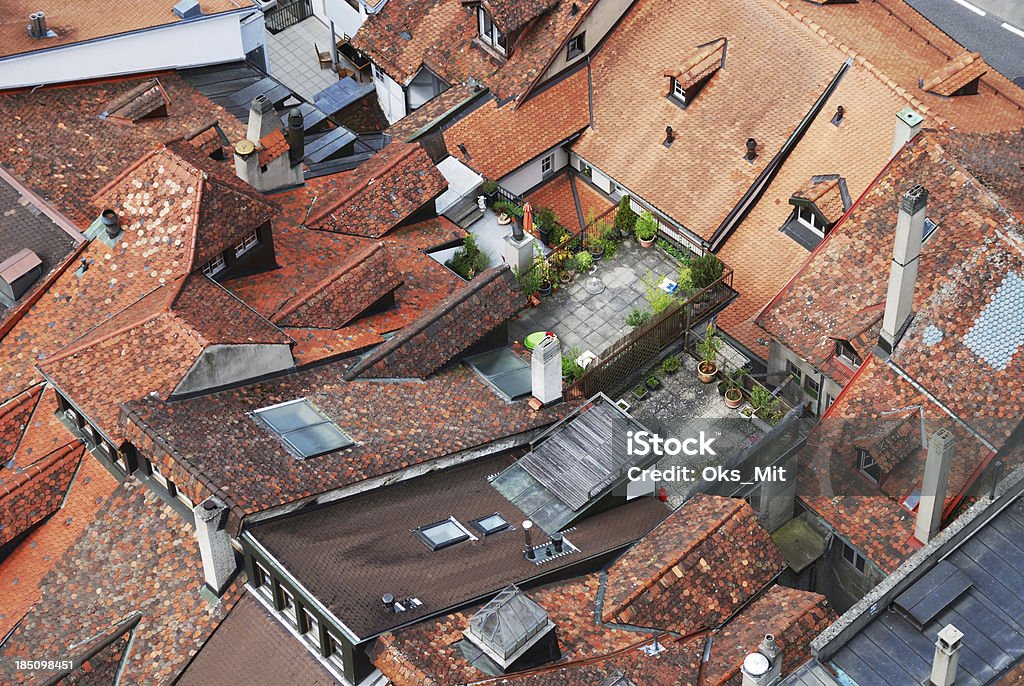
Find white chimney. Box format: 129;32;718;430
193;497;236;595
741;634;782;686
247;94;278;144
892;106;924;157
930;624;963;686
531;334;562;406
879;185;928;355
915;428;955;544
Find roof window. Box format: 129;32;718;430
254;399;354;459
477;7;508;56
415;517;473;550
472;513;510;536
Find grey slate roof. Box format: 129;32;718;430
829;493;1024;685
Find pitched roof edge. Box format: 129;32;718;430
513;3;601;108
271;242;386;323
344;265;520;380
0;439;82;498
306;144;423;226
91;145;168;207
0;239;91;343
605;497;747;621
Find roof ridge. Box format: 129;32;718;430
272;241;385;323
0;439;82;497
768;0;949;128
610;497;746;617
0;383;44;422
307;144;421;226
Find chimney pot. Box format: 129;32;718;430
523;519;535;559
192;497;236;595
665;126;674;143
531;334;563;406
100;209;120;238
287;108;304;165
836;105;845;121
382;593;396;611
551;532;563;553
930;624;963;686
892;106;924;156
28;12;47;39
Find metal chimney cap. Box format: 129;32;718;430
522;520;533;530
382;593;396;606
742;652;770;676
234;140;256;157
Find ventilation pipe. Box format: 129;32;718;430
28;12;47;38
523;519;536;560
382;593;396;612
193;497;236;595
741;634;781;686
745;138;758;161
892;106;924;157
915;428;955;544
287;108;304;166
531;334;562;406
930;624;963;686
100;209;120;239
878;185;927;355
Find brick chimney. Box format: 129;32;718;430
878;185;927;356
531;334;562;406
193;497;236;595
892;106;924;157
930;624;963;686
915;428;955;544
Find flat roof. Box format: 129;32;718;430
247;450;669;641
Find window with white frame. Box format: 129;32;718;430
235;231;260;258
477;8;507;55
795;205;827;236
277;584;298;627
803;374;820;400
567;32;585;59
671;78;687;104
857;448;881;484
840;540;868;574
786;359;802;382
541;153;554;177
202;253;227;277
149;459;170;489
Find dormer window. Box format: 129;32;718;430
567;32;585;60
663;38;726;109
201;253;227;277
835;340;862;368
795;205;829;236
857;448;881;484
478;7;507;55
671;78;687;105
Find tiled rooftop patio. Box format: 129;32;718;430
266;17;357;102
509;239;681;354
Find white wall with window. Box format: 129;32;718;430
499;147;569;196
671;78;687;104
767;340;845;416
314;0;367;42
371;65;408;124
541;0;633;81
794;205;829;236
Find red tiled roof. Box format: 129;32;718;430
664;38;726;91
602;494;786;631
0;454;116;637
353;0;597;102
0;72;246;226
921;51;987;96
385;84;485;143
258;128;290;166
525;172;614;235
757;132;1024;443
0;480;242;685
305;142;446;237
0;442;83;548
0;385;41;465
444;68;590;181
483;0;559;33
345;265;523;379
101;78;171;124
274;242;402;329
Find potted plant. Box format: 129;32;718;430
632;385;649;401
625;308;652;328
717;379;730;396
751;386;782;424
558;269;572;284
645;375;660;391
740;404;755;421
514;265;542;306
634;211;658;248
481;179;499;205
536;207;559;246
660;355;680;375
562;347;584;383
586;235;605;259
725;369;746;410
614;195;637;239
691;252;725;291
575;251;593;274
696;323;720;383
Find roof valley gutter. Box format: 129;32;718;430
708;58;853;253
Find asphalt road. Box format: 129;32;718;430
904;0;1024;86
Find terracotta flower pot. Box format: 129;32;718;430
639;237;655;248
725;388;743;409
697;361;718;384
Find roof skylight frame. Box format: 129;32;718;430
414;517;475;551
471;512;510;536
253;398;354;459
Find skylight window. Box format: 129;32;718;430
923;217;939;242
415;517;472;551
254;399;354;459
472;513;510;536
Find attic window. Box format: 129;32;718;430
924;217;939;242
415;517;472;550
477;8;507;55
835;340;862;368
254;399;354;459
671;78;687;105
567;33;585;60
857;448;881;484
664;38;726;108
472;513;510;536
794;205;828;236
201;253;227;277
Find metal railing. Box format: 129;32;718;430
565;268;737;400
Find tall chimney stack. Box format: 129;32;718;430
930;624;963;686
531;334;562;406
193;497;237;595
246;95;278;145
878;185;927;356
892;106;924;157
915;428;955;544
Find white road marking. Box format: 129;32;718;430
950;0;986;16
1002;22;1024;39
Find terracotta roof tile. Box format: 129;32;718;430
483;0;559;34
525;172;614;235
664;37;727;90
602;494;786;632
921;51;987;96
0;479;242;685
444;68;591;181
792;176;846;224
386;84;485;143
305;142;447;237
0;454;116;637
0;441;83;548
257;128;290;167
0;384;42;465
354;0;597;102
345;265;523;379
